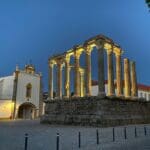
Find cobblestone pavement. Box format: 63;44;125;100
0;119;150;150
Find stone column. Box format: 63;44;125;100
107;49;115;96
74;51;81;97
79;69;85;97
85;46;92;96
64;56;70;98
56;61;63;98
49;61;54;99
131;61;138;97
97;41;105;97
115;52;122;96
124;58;131;98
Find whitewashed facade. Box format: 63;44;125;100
0;65;43;119
137;85;150;101
91;81;150;101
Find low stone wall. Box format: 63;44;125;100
41;96;150;127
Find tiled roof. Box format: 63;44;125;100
138;84;150;91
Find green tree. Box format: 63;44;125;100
146;0;150;8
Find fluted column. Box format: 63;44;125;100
56;61;63;98
107;49;115;96
131;61;138;97
124;58;131;98
49;60;54;99
64;56;70;98
97;41;105;97
79;69;85;97
115;52;122;96
85;46;92;96
74;51;81;97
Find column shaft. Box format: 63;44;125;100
107;50;115;96
57;63;62;98
80;71;85;97
116;54;122;96
131;61;138;97
49;63;53;99
74;53;80;97
97;46;105;96
65;60;70;98
85;49;92;96
124;58;131;97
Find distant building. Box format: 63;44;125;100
0;64;43;119
91;80;150;101
137;84;150;101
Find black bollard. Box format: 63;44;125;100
24;133;28;150
113;128;115;142
124;127;127;139
56;133;59;150
78;132;81;148
96;129;99;145
144;126;147;136
135;127;137;138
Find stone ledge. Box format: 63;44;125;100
41;97;150;127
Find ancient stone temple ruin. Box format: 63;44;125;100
41;35;150;127
48;34;137;99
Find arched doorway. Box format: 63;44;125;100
18;103;36;119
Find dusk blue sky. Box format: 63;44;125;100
0;0;150;91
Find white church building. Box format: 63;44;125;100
0;64;43;119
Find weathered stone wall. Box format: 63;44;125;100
41;96;150;127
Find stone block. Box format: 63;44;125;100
41;97;150;127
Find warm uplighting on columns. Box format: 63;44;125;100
131;61;138;97
96;40;106;97
64;55;70;98
124;58;131;98
56;60;63;98
85;46;92;96
79;68;85;97
49;60;54;99
105;43;115;96
74;50;82;97
114;47;123;97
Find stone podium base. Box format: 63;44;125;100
41;96;150;127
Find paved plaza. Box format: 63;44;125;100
0;120;150;150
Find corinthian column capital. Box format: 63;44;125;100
65;54;70;63
113;46;123;57
95;40;104;49
104;43;112;51
74;51;82;59
56;59;64;69
85;45;93;55
49;59;55;68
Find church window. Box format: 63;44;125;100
26;83;32;98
